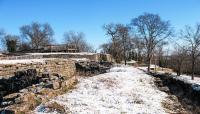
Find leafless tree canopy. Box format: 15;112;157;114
63;31;93;52
103;24;130;63
20;22;54;49
116;24;130;65
4;35;19;52
103;24;119;42
129;36;145;63
171;45;188;76
0;29;5;48
131;13;172;72
154;41;168;67
181;24;200;79
100;42;112;54
0;12;200;80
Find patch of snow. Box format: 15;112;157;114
126;60;137;64
34;66;168;114
0;59;45;64
174;74;200;85
70;58;90;62
139;65;200;85
109;66;135;72
27;52;96;56
138;65;159;70
35;104;60;114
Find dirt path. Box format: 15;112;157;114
34;66;177;114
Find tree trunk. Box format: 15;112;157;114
177;72;180;76
177;63;182;76
147;55;151;72
124;49;126;65
191;59;195;80
177;67;181;76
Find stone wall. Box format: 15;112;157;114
151;73;200;107
0;58;76;100
0;69;39;96
42;53;112;62
0;53;113;62
0;59;77;111
0;59;76;78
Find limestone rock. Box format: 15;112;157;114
159;86;170;93
52;81;60;90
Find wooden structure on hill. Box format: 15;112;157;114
44;44;79;53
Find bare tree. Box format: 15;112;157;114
103;23;131;63
181;24;200;80
103;24;119;43
155;41;168;67
20;22;54;49
132;37;145;63
117;24;130;65
4;35;20;52
18;42;31;52
100;42;112;54
171;45;188;76
103;24;121;62
0;29;5;50
131;13;172;72
64;31;93;52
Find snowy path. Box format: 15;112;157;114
35;66;168;114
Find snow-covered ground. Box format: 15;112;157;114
34;66;168;114
176;74;200;85
139;65;200;85
70;58;90;62
27;52;95;56
0;59;45;64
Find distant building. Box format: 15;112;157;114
44;44;79;53
126;60;138;66
17;44;79;53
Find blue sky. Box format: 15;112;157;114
0;0;200;49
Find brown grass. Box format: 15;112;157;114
61;78;78;93
46;102;65;113
162;95;187;114
99;78;118;89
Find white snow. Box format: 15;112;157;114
70;58;90;62
139;65;200;85
126;60;137;64
34;66;168;114
173;74;200;85
122;60;137;65
0;59;45;64
27;52;96;56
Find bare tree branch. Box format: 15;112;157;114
131;13;172;72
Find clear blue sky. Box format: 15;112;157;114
0;0;200;49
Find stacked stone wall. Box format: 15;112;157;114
0;59;76;78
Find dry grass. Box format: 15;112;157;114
98;78;118;89
13;93;42;114
61;78;78;93
162;95;188;114
46;102;65;113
